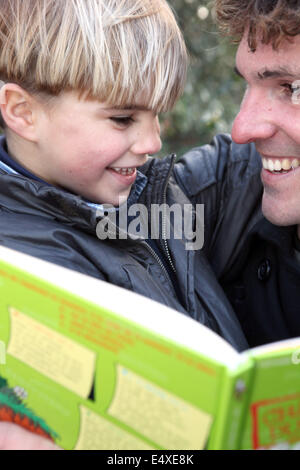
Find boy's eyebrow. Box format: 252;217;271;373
104;105;151;112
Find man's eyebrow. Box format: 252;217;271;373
257;67;299;79
235;64;300;80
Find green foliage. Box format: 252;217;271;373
159;0;245;158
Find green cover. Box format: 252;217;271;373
0;247;299;450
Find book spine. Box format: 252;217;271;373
207;359;255;450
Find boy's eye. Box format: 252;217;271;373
110;116;134;126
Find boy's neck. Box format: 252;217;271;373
6;131;45;180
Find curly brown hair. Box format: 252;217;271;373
215;0;300;50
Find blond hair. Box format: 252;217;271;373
0;0;187;112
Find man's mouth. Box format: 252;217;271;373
262;157;300;174
109;167;136;176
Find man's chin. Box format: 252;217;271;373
262;198;298;227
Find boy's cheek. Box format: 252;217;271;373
60;163;104;185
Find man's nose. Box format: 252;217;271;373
231;89;277;144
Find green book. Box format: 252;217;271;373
0;246;299;450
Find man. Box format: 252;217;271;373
215;0;300;347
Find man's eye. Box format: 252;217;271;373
110;116;134;126
280;83;293;94
281;83;300;94
280;82;300;104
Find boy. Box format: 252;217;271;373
0;0;261;448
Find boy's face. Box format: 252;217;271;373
34;91;162;206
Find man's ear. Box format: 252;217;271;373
0;84;39;142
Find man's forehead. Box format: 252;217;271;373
235;34;300;80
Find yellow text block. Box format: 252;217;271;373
8;307;96;398
108;365;212;450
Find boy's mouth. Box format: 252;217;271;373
262;157;300;174
110;167;136;176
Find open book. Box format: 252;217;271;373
0;245;299;450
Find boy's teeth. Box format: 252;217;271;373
112;167;135;175
262;158;300;173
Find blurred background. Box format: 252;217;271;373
159;0;245;158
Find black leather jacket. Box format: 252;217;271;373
0;134;263;351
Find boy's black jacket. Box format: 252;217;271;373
0;134;263;351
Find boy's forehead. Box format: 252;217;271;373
71;84;161;114
109;87;157;112
68;90;155;113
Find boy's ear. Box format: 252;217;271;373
0;84;38;142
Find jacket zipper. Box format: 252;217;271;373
161;155;177;274
104;155;177;286
104;225;176;290
142;241;175;289
142;155;177;290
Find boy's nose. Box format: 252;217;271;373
231;90;277;145
132;121;162;156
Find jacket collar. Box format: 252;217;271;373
0;154;175;235
0;136;49;185
223;217;295;283
252;217;295;255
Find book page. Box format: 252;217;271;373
246;337;300;357
7;307;96;398
108;365;212;450
239;339;300;449
0;246;239;367
0;247;225;450
75;406;153;450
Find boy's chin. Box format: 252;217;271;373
97;192;130;208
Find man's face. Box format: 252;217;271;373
233;34;300;228
32;91;162;206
